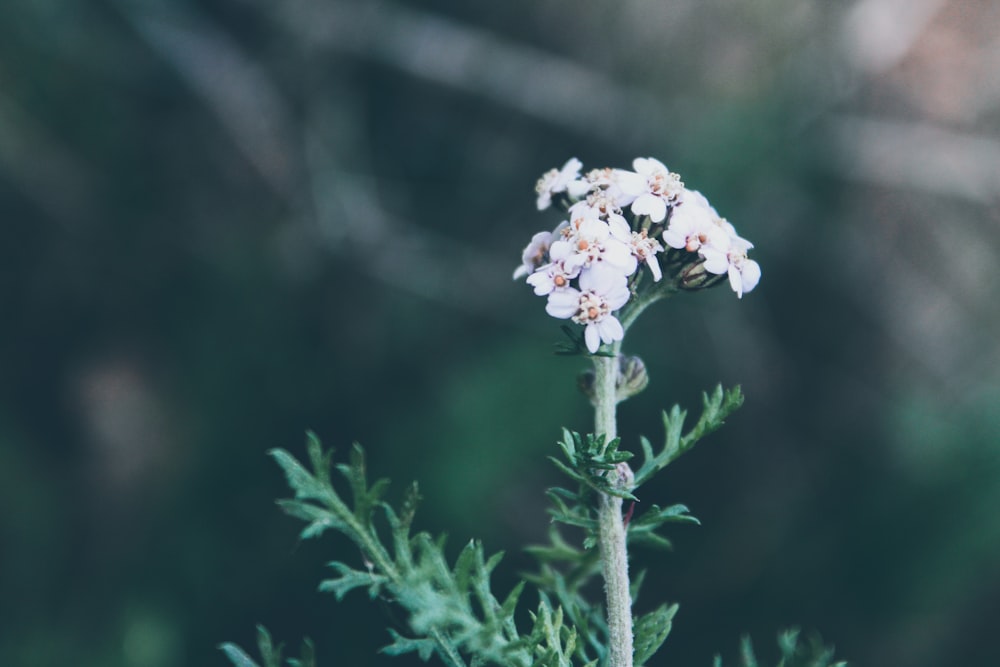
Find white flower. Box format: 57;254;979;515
535;158;590;211
724;237;761;298
615;157;684;222
525;260;579;296
568;193;631;241
550;215;637;280
662;189;729;257
512;230;555;279
629;230;664;282
545;269;630;353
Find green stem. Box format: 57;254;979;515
593;343;633;667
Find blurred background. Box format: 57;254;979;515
2;0;999;665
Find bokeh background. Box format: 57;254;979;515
3;0;999;665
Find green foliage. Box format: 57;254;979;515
228;432;588;667
712;630;846;667
550;430;636;502
633;603;677;666
634;384;744;487
222;387;844;667
219;625;316;667
523;388;741;666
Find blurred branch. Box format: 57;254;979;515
297;100;529;326
270;0;668;145
121;4;299;195
826;114;1000;204
116;0;534;327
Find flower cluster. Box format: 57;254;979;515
515;157;760;353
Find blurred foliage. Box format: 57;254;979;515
2;0;999;666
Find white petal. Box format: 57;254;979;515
597;316;624;344
661;227;687;250
728;265;743;298
701;248;729;275
632;157;667;175
741;259;761;293
526;270;554;295
647;256;663;282
578;216;610;241
561;157;583;174
602;241;638;274
549;240;573;262
567;179;591;197
584;324;601;353
631;194;667;223
607;215;632;242
680;188;712;211
579;264;624;293
613;170;645;197
545;289;580;318
605;282;631;310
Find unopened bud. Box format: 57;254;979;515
616;355;648;403
612;462;635;492
662;248;727;291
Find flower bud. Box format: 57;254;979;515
578;354;650;406
616;355;648;403
662;248;727;291
612;462;635;493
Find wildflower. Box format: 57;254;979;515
536;158;590;211
629;230;664;282
513;230;556;280
724;237;761;298
545;269;630;353
568;193;631;241
615;157;684;222
526;260;580;296
661;189;729;256
550;215;637;281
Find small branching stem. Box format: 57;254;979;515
593;344;634;667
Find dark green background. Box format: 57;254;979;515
2;1;999;666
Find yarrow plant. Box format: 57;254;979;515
222;158;842;667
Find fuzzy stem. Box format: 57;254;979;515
593;343;633;667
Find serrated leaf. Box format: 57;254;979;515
381;629;437;661
255;625;282;667
269;449;328;503
453;541;478;594
276;500;347;540
318;561;388;600
501;580;527;619
634;603;677;665
634;385;743;487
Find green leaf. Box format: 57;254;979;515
633;385;744;487
318;561;389;600
714;630;847;667
634;603;678;666
218;643;260;667
381;629;438;661
286;639;316;667
270;448;329;504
